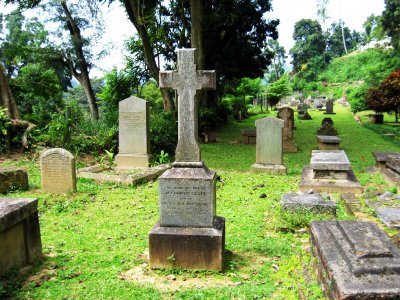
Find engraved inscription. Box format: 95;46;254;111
121;112;145;130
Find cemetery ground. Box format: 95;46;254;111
1;105;400;299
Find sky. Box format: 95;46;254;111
1;0;386;76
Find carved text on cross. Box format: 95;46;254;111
159;48;216;165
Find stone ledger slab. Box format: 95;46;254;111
373;152;400;168
300;166;363;194
311;221;400;299
0;198;42;275
159;166;216;228
280;192;336;215
376;207;400;229
386;155;400;173
310;150;350;171
149;216;225;271
0;166;28;193
317;135;341;150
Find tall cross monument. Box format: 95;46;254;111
159;48;216;165
149;48;224;271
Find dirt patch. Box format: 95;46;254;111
120;250;273;291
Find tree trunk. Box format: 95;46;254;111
0;64;20;120
122;0;174;112
61;0;99;120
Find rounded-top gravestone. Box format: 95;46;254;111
40;148;76;193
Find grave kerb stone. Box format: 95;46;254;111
280;192;336;215
316;135;341;144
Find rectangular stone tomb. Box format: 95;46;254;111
316;135;341;150
377;207;400;229
280;192;336;215
241;129;256;144
158;167;216;227
149;216;225;271
386;155;400;173
311;221;400;299
0;166;28;194
300;150;362;193
0;198;42;275
373;152;400;168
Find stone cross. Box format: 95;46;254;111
159;48;216;166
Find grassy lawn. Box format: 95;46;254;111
1;104;399;299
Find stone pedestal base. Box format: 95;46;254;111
251;163;286;175
283;140;298;153
149;216;225;271
299;166;363;194
0;198;42;275
115;153;152;169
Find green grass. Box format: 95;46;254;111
1;104;399;299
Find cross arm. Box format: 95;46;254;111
159;71;176;88
196;70;216;90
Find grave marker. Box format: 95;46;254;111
40;148;76;193
277;107;298;152
149;48;224;271
115;96;152;169
251;116;286;174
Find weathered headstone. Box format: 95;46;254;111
317;118;338;136
280;192;336;214
277;107;298;152
40;148;76;193
379;155;400;189
251;116;286;174
324;99;335;114
149;48;224;271
311;220;400;299
0;166;28;193
316;135;341;150
300;150;363;193
0;198;42;275
115;96;152;169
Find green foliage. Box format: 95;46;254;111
290;19;326;77
363;14;386;44
154;150;170;165
150;111;177;156
11;63;64;126
366;69;400;121
0;106;11;152
382;0;400;52
327;21;361;58
346;83;369;112
140;80;163;111
267;74;291;107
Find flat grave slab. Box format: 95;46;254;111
311;220;400;299
0;198;42;275
373;152;400;168
377;207;400;229
300;166;363;194
316;135;341;144
280;192;336;215
0;166;28;193
310;150;350;171
386;155;400;173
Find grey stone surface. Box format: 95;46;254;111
115;96;152;169
251;163;287;174
316;135;341;144
377;207;400;229
0;198;42;275
159;48;216;165
159;166;216;227
313;169;348;180
317;118;338;136
324;100;335;114
278;107;298;153
380;167;400;190
255;116;284;165
386;155;400;173
78;164;170;185
300;166;363;194
0;166;28;193
280;192;336;214
40;148;76;193
311;221;400;299
241;128;256;144
310;150;350;171
372;152;400;164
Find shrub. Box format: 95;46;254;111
150;111;178;156
0;107;11;152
